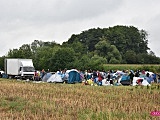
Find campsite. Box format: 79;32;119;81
0;72;160;120
1;56;160;120
1;1;160;119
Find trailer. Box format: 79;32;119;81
4;58;35;79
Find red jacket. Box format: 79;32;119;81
98;72;103;81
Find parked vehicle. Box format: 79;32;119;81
4;58;35;79
0;70;4;78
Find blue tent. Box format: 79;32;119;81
121;74;130;81
68;70;81;84
145;76;154;84
42;72;52;82
120;74;131;85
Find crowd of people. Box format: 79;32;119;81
83;69;160;85
33;68;160;86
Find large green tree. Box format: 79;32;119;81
103;26;149;56
7;49;22;58
125;50;137;64
7;44;32;58
19;44;33;58
51;47;76;71
32;46;61;71
95;37;122;63
66;25;150;63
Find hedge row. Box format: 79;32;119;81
102;64;160;73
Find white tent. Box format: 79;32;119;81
132;77;150;86
47;73;63;83
42;72;52;82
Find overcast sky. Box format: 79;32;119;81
0;0;160;57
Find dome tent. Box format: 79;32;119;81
66;69;81;84
47;73;63;83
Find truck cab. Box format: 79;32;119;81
19;66;35;79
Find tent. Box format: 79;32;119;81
132;77;150;86
118;74;131;85
67;69;81;84
42;72;52;82
47;73;63;83
116;70;125;75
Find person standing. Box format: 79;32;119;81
97;71;103;86
34;70;39;81
93;70;98;83
40;69;45;80
129;70;134;85
107;71;111;82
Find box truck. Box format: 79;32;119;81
4;58;35;79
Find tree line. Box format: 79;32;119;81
0;25;160;71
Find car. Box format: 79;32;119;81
0;70;4;74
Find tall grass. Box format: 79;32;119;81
0;78;159;120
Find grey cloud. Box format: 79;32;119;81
0;0;124;23
147;13;160;57
0;0;160;57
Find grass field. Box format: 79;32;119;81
103;64;160;73
0;78;160;120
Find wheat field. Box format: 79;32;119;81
0;78;159;120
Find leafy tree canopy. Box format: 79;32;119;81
1;25;160;71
